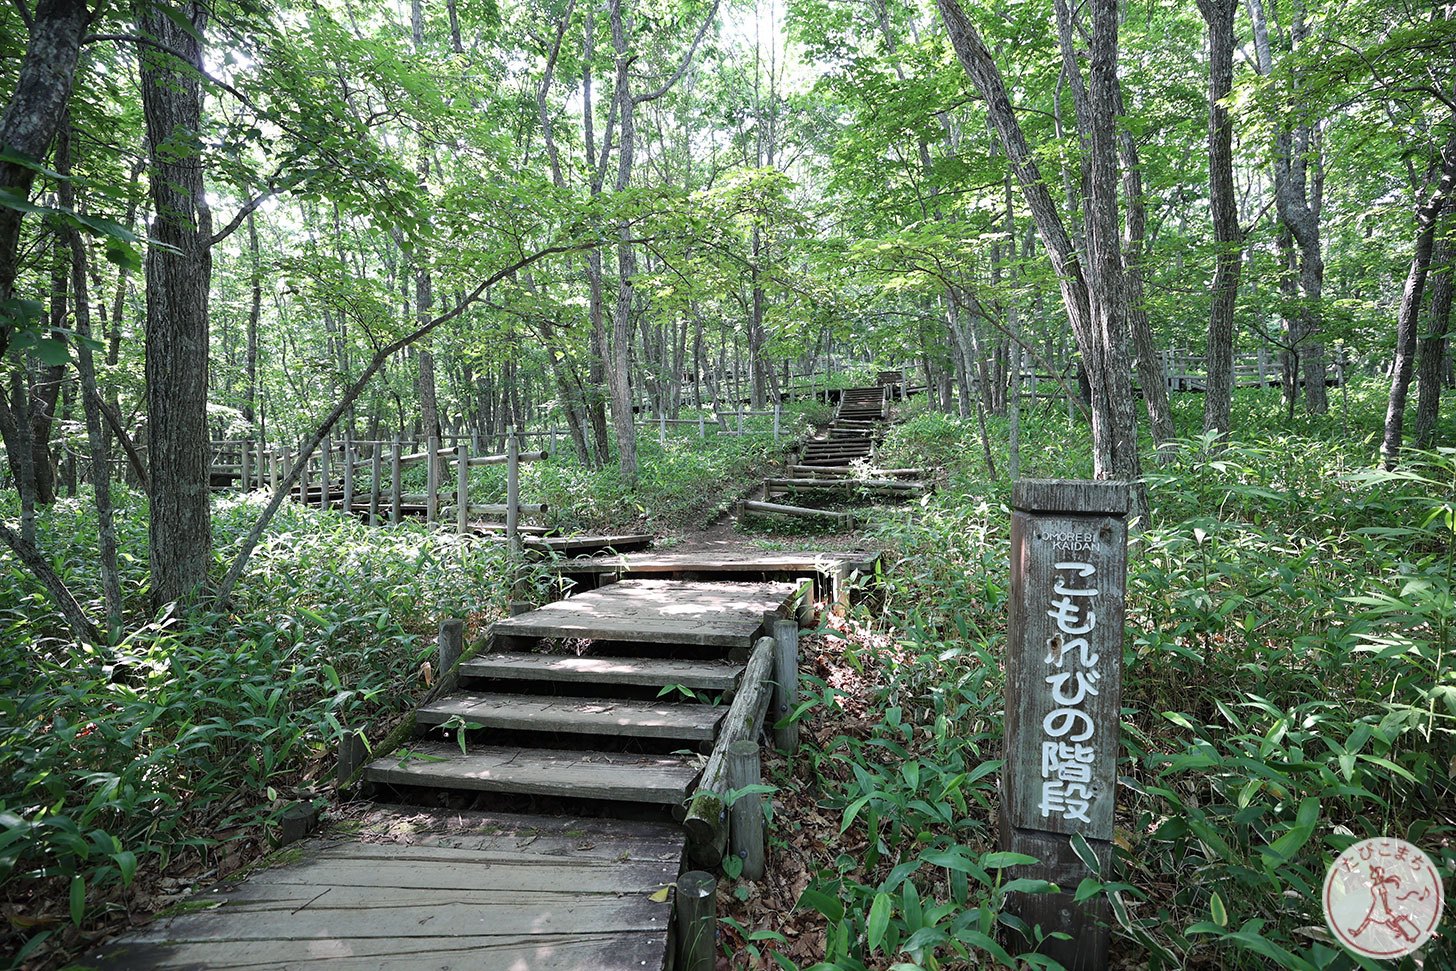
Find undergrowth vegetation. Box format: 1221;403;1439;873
0;496;521;966
752;378;1455;970
380;401;829;535
0;407;825;968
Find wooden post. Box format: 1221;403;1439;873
320;435;331;510
336;732;368;788
342;440;355;513
297;446;309;504
276;802;319;847
698;414;705;438
369;444;382;526
438;618;464;674
425;435;439;524
456;443;469;534
736;408;743;435
772;402;780;444
659;410;667;444
771;618;800;754
240;440;251;492
390;438;402;525
726;740;765;881
270;448;281;493
675;871;717;971
1000;479;1129;970
506;427;521;558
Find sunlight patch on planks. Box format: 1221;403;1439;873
493;578;805;647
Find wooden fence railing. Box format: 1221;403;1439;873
209;430;546;553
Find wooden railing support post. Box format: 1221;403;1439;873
771;618;800;754
390;438;403;525
506;427;521;559
320;435;331;510
456;443;470;534
369;445;382;526
726;740;764;881
342;440;355;513
425;434;439;524
675;871;717;971
336;731;367;789
438;618;464;675
297;445;309;504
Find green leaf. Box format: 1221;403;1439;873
32;337;71;366
1210;891;1228;927
113;850;138;887
866;891;891;952
840;793;871;833
69;874;85;925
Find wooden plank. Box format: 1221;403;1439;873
460;652;742;690
416;691;723;741
94;932;669;970
365;742;699;804
557;551;877;575
739;499;852;523
493;579;799;648
90;808;682;971
526;533;655;554
183;851;675;896
335;805;683;859
121;891;666;941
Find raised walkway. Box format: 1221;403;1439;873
90;548;875;970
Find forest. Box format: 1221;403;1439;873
1;0;1454;965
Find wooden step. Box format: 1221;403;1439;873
493;579;802;648
417;691;723;741
365;742;700;805
460;652;742;691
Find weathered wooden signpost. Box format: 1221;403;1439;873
1001;479;1129;970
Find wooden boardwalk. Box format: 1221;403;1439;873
92;555;856;969
556;549;880;603
89;809;681;970
738;383;932;527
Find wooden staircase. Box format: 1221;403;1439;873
362;579;805;813
739;382;932;526
91;572;821;971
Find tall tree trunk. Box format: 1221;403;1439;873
57;116;122;634
609;0;640;485
937;0;1140;482
140;0;213;606
1383;131;1456;468
1199;0;1242;439
1413;229;1453;449
1248;0;1327;414
0;0;90;359
243;213;261;426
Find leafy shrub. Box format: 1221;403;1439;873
764;381;1455;969
0;494;519;966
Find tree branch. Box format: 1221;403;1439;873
209;235;632;605
0;519;100;644
634;0;722;105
